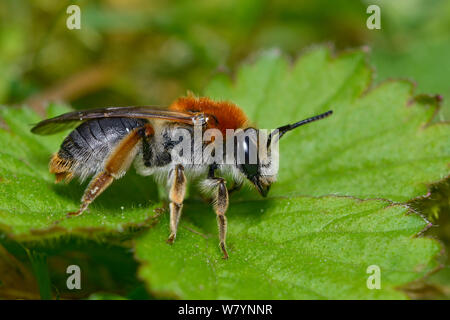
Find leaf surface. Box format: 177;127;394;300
136;196;439;299
135;47;449;299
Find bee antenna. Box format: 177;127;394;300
268;110;333;146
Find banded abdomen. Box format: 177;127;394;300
50;117;147;182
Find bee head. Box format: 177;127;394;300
237;110;333;197
236;128;277;198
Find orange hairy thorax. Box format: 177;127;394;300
169;96;249;135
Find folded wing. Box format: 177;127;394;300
31;106;207;135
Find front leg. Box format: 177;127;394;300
167;164;186;244
207;177;229;259
215;178;229;259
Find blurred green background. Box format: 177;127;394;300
0;0;449;119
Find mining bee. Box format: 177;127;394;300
31;96;332;258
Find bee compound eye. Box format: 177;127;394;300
238;132;259;178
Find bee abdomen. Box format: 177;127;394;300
53;118;147;181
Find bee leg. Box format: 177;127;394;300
68;128;143;217
167;164;186;244
213;178;229;259
67;171;114;216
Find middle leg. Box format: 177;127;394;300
167;164;186;244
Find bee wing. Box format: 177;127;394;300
31;106;207;135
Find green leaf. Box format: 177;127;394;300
0;105;161;240
88;293;127;300
204;48;450;202
136;197;438;299
372;39;450;120
135;47;449;299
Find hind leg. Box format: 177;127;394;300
67;171;114;216
68;128;144;217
